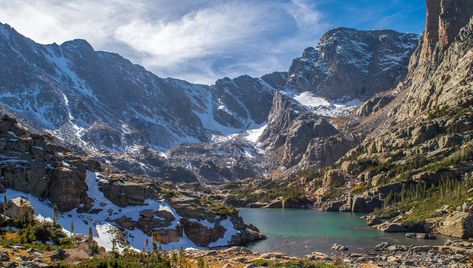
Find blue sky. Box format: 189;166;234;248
0;0;425;84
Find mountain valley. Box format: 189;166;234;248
0;0;473;267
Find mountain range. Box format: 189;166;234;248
0;23;418;182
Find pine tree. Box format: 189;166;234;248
2;195;7;215
53;204;59;226
88;227;94;244
70;221;75;239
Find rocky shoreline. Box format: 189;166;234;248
181;239;473;267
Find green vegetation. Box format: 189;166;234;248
208;203;238;216
0;220;73;251
423;141;473;173
252;258;342;268
201;198;238;216
160;187;178;197
374;178;473;222
59;250;172;268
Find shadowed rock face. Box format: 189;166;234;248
0;114;100;211
286;28;418;101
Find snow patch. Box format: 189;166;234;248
294;92;331;107
244;124;267;143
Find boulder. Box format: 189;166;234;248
410;124;440;145
438;212;473;238
247;202;265;208
0;250;10;261
48;167;88;211
331;244;348;251
377;222;408;233
154;228;181;244
155;210;175;221
4;197;34;222
139;209;155;218
259;252;284;259
405;232;417;238
223;246;252;255
351;195;383;212
438;134;462;149
374;242;390;251
306;251;331;261
180;218;226;247
100;181;157;207
50;249;67;261
137;217;173;235
366;216;383;226
171;196;215;220
115;217;137;230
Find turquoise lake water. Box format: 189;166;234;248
239;208;446;256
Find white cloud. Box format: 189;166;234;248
114;2;269;67
0;0;329;84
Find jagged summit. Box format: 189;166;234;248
287;28;419;100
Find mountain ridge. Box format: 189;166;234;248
0;21;419;181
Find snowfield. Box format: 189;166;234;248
293;91;361;117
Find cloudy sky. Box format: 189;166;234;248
0;0;425;84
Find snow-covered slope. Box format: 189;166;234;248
0;171;246;251
0;22;279;154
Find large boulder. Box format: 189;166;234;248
100;181;157;207
180;218;226;247
154;228;182;244
438;212;473;238
377;222;408;233
351;195;383;212
3;197;34;222
48;167;88;211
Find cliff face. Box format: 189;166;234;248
311;0;473;228
400;0;473;120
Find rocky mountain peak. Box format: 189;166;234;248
286;27;419;101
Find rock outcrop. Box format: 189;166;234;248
1;197;34;222
0;114;97;211
259;92;345;169
438;212;473;238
